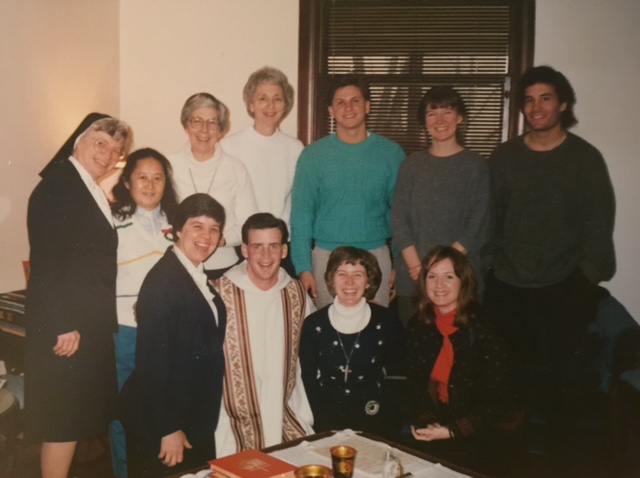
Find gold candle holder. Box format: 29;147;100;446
330;445;357;478
294;464;333;478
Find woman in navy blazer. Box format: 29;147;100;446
121;194;227;477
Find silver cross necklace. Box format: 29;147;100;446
336;329;362;383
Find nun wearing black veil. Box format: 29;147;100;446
25;113;131;478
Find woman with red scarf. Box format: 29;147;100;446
406;246;523;476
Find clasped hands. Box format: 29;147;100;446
411;423;452;442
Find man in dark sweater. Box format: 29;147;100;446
484;66;615;451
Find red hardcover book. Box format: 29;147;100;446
209;450;296;478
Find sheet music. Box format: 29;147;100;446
269;430;474;478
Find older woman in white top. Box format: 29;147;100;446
221;67;303;275
169;93;257;279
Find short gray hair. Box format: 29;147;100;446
242;67;294;119
73;117;132;154
179;93;229;132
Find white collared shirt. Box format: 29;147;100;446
134;206;165;236
68;155;114;227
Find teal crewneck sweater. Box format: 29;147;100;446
290;132;405;274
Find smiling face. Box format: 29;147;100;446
523;83;567;133
175;215;222;266
185;106;222;160
425;106;463;144
328;85;370;133
241;227;287;290
125;157;166;211
425;258;461;314
74;131;124;180
333;262;369;308
249;82;286;133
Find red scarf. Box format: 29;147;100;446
430;308;458;403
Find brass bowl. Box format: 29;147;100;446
294;464;333;478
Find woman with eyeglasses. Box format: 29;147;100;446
168;93;257;279
25;115;131;478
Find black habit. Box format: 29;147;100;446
25;157;119;441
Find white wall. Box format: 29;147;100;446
0;0;120;292
536;0;640;321
119;0;300;156
1;0;638;322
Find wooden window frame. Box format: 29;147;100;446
297;0;535;151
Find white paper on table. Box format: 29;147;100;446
269;429;475;478
178;469;211;478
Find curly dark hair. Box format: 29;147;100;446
517;65;578;129
111;148;179;223
413;245;478;327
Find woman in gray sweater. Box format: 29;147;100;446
391;86;491;325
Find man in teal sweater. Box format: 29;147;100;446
291;74;405;308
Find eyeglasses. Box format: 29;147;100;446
188;117;220;130
94;139;125;161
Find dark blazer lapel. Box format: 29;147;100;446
165;248;221;332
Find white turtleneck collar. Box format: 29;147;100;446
183;141;222;172
328;296;371;334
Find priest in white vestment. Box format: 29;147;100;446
214;213;314;457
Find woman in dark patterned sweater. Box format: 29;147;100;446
406;246;523;476
300;247;405;440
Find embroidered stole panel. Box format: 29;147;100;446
219;277;307;451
